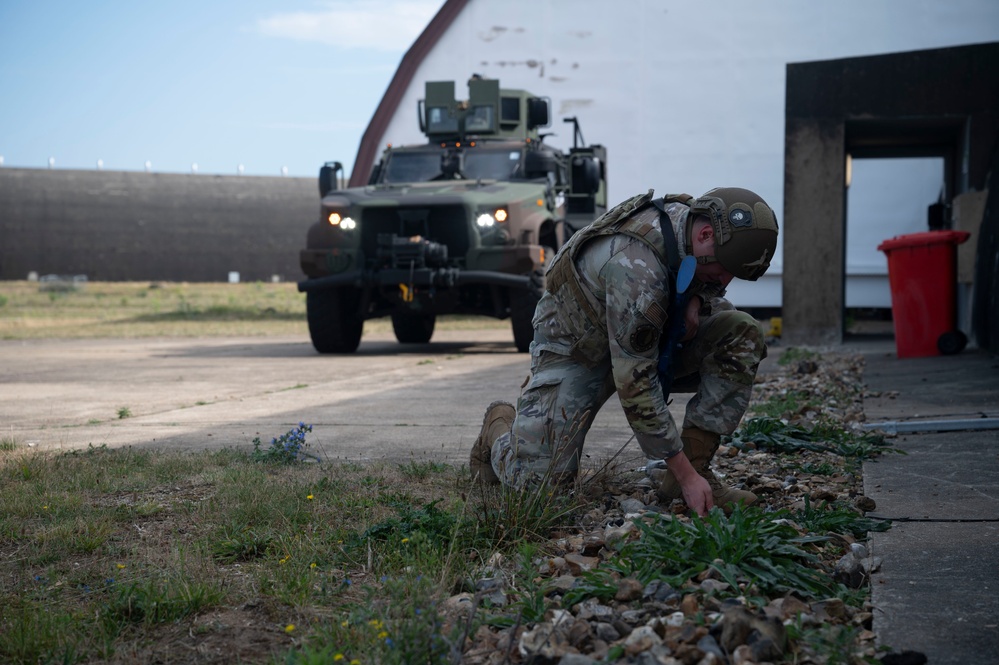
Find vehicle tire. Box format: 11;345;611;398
510;269;544;353
391;312;436;344
937;330;968;355
306;289;363;354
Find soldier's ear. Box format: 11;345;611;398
694;220;715;243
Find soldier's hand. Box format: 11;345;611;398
680;474;713;517
665;449;714;516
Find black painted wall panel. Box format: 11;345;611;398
0;169;318;282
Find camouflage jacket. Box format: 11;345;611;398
533;190;725;459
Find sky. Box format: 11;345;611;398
0;1;445;178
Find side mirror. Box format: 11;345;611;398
319;161;343;198
527;98;550;130
571;156;601;194
524;150;556;179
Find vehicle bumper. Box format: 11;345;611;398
297;268;533;293
298;245;543;293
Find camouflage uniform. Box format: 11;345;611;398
489;191;766;488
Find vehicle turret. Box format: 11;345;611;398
420;77;551;143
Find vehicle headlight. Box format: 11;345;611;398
327;211;356;231
476;213;495;228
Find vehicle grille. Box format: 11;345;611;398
361;205;469;266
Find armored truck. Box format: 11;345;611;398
298;77;607;353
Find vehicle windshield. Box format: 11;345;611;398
381;151;441;183
463;149;522;180
380;147;524;183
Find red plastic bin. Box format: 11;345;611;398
877;230;970;358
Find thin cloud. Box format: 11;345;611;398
255;1;444;51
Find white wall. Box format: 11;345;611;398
375;0;999;306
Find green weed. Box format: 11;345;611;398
565;504;840;607
211;523;274;563
787;620;872;665
490;546;558;626
778;347;820;367
0;599;99;664
728;417;902;460
398;460;450;480
798;461;839;476
794;497;892;539
108;576;225;625
751;389;819;419
473;479;582;552
284;573;460;665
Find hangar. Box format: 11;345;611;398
348;0;999;348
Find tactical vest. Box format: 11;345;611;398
546;189;693;329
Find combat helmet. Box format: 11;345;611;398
688;187;778;281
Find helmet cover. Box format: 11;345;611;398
689;187;778;281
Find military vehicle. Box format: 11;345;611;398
298;77;607;353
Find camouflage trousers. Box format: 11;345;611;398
490;305;766;488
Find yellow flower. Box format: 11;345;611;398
307;494;314;500
116;563;126;569
350;660;361;665
285;624;295;633
377;631;388;639
42;505;48;510
310;562;317;569
333;655;344;662
401;537;409;544
341;620;350;628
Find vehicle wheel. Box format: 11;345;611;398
510;269;544;353
306;289;363;353
937;330;968;355
391;312;436;344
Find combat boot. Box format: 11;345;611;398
470;401;515;485
655;427;757;512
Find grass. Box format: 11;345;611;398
0;280;508;340
0;433;596;664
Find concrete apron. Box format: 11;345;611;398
860;343;999;664
1;330;686;470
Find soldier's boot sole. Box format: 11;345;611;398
470;400;515;485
